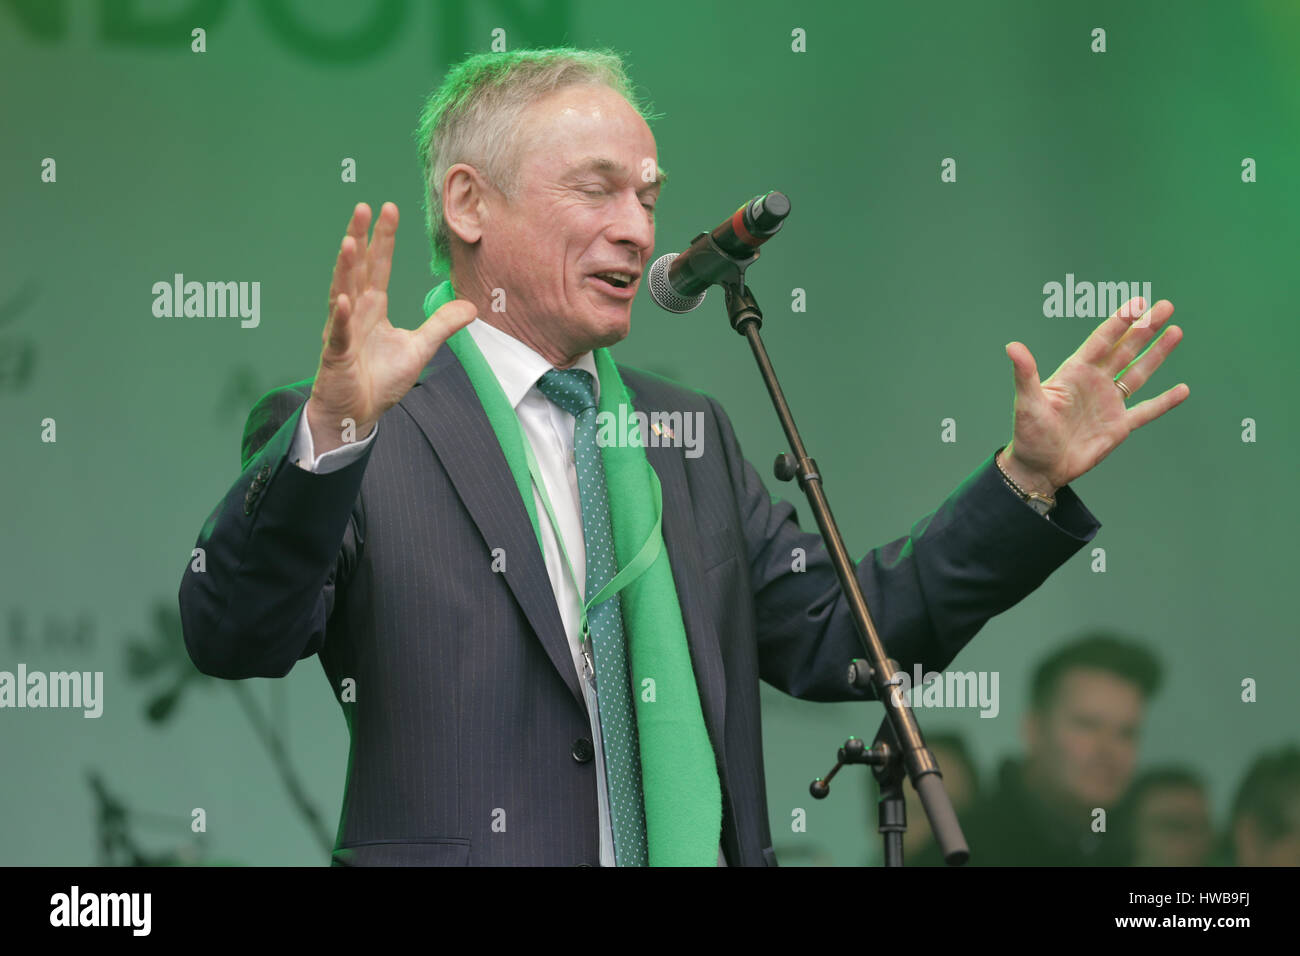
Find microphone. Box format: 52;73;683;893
648;190;790;313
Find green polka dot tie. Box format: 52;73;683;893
536;368;649;866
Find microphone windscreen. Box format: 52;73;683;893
648;253;708;314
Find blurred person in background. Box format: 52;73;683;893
1229;744;1300;867
919;632;1161;866
1121;766;1213;866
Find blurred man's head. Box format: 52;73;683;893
1021;633;1162;811
1126;767;1213;866
1231;744;1300;866
415;48;664;367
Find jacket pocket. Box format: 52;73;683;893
699;526;738;572
331;837;471;866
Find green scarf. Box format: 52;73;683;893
424;281;722;866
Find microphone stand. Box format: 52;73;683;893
706;245;969;866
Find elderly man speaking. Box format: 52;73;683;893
178;47;1188;867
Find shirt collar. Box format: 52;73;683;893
465;316;600;411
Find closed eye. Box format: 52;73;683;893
576;184;655;216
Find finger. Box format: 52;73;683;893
327;232;358;313
367;202;399;293
1124;381;1190;431
328;204;370;308
324;292;352;354
347;202;373;296
1077;295;1146;365
1108;300;1174;375
1114;323;1184;396
1006;341;1042;400
416;299;478;357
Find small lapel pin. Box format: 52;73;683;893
650;421;675;440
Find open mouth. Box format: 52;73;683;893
589;270;638;294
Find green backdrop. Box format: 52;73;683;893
1;0;1295;865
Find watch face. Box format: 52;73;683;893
1028;497;1053;515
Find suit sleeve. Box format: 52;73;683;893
705;394;1101;702
178;386;375;679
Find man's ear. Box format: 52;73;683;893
442;162;487;249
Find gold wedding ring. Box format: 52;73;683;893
1114;378;1132;399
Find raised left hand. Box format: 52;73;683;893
1000;296;1190;495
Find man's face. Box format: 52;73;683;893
1235;797;1300;866
476;83;659;362
1134;786;1213;866
1026;668;1144;808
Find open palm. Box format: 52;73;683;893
308;202;477;453
1004;296;1189;490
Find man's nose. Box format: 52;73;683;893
1099;735;1135;768
607;189;654;251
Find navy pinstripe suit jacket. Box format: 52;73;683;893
178;342;1101;866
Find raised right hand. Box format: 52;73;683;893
307;201;477;455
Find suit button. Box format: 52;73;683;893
571;738;593;763
256;464;272;482
243;487;259;515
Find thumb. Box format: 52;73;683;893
417;298;478;356
1005;341;1040;397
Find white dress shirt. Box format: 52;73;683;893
290;317;727;866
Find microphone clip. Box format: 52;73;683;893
680;229;761;300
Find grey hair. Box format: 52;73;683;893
413;47;660;278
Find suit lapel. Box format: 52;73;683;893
402;347;587;714
400;344;729;772
637;395;728;770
